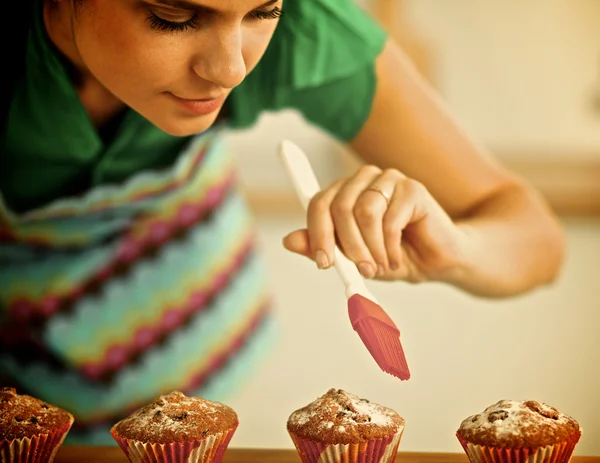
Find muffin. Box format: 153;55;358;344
0;387;74;463
110;391;238;463
456;399;582;463
287;388;404;463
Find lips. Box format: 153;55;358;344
169;93;226;116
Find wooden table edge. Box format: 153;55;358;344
54;446;599;462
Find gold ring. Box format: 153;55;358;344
365;185;392;205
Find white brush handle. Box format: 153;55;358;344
278;140;378;303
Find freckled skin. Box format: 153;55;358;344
44;0;281;136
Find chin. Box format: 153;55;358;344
153;111;222;137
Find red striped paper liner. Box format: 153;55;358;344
288;427;403;463
110;423;237;463
456;428;582;463
0;416;74;463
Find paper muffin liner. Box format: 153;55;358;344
456;429;582;463
111;423;237;463
288;427;404;463
0;417;74;463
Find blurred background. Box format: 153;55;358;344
222;0;600;455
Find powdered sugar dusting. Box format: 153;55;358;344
287;389;404;444
120;392;219;435
113;391;238;443
289;389;395;428
460;400;577;440
0;387;73;440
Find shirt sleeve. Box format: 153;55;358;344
228;0;388;141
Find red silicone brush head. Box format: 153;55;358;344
347;294;410;380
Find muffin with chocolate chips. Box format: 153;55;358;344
287;388;404;463
0;387;74;463
456;399;582;463
110;391;238;463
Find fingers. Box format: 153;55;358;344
328;166;387;277
299;163;434;280
382;176;429;271
352;169;401;274
306;166;390;278
306;178;346;269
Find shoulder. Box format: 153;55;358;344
267;0;387;88
228;0;388;138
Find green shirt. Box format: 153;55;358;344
1;0;387;213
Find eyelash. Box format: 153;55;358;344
147;7;282;33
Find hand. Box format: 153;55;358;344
282;165;468;282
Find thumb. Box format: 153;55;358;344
282;229;313;259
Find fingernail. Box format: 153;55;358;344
377;264;385;276
315;250;330;269
358;262;376;279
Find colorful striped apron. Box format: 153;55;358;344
0;127;276;444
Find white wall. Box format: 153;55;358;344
222;0;600;456
402;0;600;155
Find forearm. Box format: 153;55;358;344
440;182;566;298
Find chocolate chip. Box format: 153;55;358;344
360;399;370;403
154;410;161;417
30;417;38;424
488;410;509;422
202;429;210;436
524;401;560;420
41;404;49;409
14;416;23;422
171;412;188;421
354;414;370;423
153;399;165;407
471;414;479;423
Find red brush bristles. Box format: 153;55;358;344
348;294;410;380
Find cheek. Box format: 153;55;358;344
241;23;279;74
75;7;189;93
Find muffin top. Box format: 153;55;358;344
111;391;238;443
0;387;74;440
287;388;404;444
457;399;582;448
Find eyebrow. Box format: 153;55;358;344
152;0;279;13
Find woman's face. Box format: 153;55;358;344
67;0;281;136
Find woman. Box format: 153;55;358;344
0;0;564;444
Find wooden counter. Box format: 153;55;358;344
54;447;600;463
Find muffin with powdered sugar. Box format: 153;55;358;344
0;387;74;463
456;399;582;463
111;390;237;463
287;388;404;463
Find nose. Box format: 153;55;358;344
192;26;246;89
